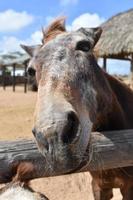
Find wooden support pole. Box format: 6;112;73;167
24;64;27;93
130;54;133;89
0;129;133;183
103;57;107;71
12;64;16;92
2;67;6;90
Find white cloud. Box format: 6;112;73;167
30;30;42;44
0;12;105;53
0;36;23;52
0;9;34;32
60;0;78;6
0;30;42;53
70;13;105;30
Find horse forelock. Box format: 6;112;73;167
42;17;66;44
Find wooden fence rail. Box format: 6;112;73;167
0;129;133;183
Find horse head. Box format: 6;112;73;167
21;18;113;174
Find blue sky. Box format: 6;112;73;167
0;0;132;74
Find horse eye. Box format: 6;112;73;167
76;40;90;52
27;67;36;76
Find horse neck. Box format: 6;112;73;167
105;73;133;130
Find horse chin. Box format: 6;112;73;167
34;125;91;174
37;145;81;174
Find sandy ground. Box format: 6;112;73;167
0;86;122;199
0;86;36;140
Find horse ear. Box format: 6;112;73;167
77;27;102;47
92;27;102;46
45;17;66;35
42;17;66;44
20;44;41;57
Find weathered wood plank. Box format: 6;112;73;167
0;129;133;183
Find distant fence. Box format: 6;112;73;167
0;75;25;85
0;75;37;92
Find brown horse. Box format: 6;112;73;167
22;18;133;200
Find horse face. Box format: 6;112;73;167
22;20;104;174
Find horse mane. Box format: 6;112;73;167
42;17;66;44
0;162;49;199
13;162;35;182
104;72;133;126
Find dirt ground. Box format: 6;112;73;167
0;86;122;199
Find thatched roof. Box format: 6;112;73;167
96;9;133;59
0;52;29;68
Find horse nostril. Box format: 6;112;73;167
42;136;49;152
27;67;36;76
61;111;79;144
32;129;49;152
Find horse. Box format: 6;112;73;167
0;182;49;200
21;17;133;200
0;162;49;200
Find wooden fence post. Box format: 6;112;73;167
24;64;27;93
2;66;6;90
130;54;133;89
12;64;16;92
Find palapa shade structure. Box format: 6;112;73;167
95;9;133;87
0;54;29;68
0;52;29;92
96;9;133;59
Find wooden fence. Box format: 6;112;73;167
0;129;133;183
